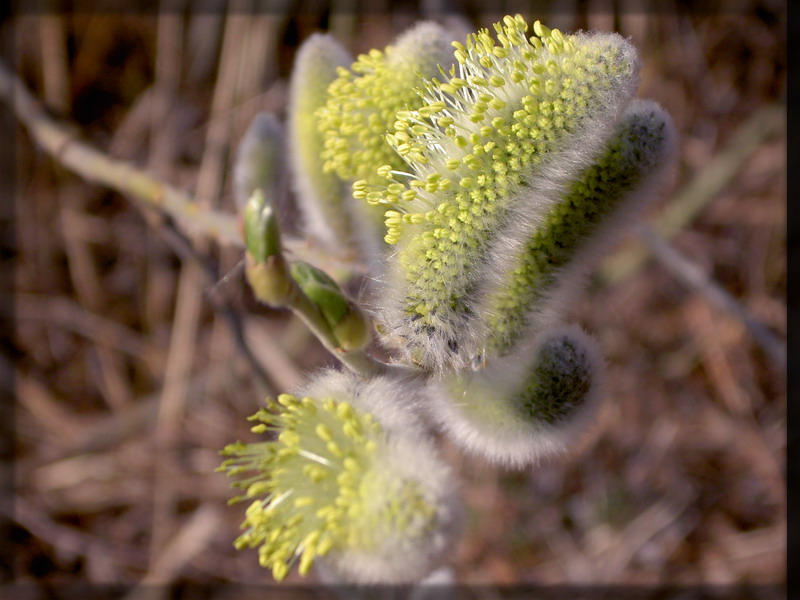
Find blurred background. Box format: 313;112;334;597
4;0;786;597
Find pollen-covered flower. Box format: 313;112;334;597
219;371;461;583
424;324;604;467
361;16;640;370
316;21;455;185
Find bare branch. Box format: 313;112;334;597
0;60;242;248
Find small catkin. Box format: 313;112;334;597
473;100;678;361
425;324;605;467
287;34;357;253
219;370;461;583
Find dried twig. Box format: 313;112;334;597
641;225;786;370
128;505;222;598
601;103;785;284
0;60;242;247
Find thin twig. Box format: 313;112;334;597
128;505;222;598
0;60;242;247
600;103;785;284
640;224;786;370
2;498;150;570
157;215;273;392
149;261;204;561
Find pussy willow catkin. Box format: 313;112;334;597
220;371;461;583
473;99;677;361
287;34;356;252
425;324;605;466
357;16;641;370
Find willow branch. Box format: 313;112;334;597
639;225;786;370
0;60;242;247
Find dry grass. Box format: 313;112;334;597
5;1;786;596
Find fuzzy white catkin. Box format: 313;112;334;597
299;370;463;583
287;34;357;253
220;369;463;584
424;324;605;467
369;26;642;372
465;99;679;363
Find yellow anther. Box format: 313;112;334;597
278;430;300;447
315;423;333;442
277;394;298;408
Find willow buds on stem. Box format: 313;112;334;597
221;12;678;585
234;113;293;306
365;16;640;370
243;189;292;306
219;370;461;583
289;262;370;352
234;112;285;212
425;324;604;467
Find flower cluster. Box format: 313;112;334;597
316;22;454;184
477;99;676;358
361;16;642;370
220;372;460;583
225;13;676;586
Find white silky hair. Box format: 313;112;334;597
233;112;285;212
298;370;463;584
372;32;642;372
424;323;607;468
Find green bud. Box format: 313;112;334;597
245;253;292;306
289;261;370;350
243;188;282;264
290;261;349;325
331;307;370;352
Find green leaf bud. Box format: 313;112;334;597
243;189;281;264
289;261;370;351
245;253;292;307
331;307;370;352
243;188;292;306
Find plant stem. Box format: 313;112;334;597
0;60;242;247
